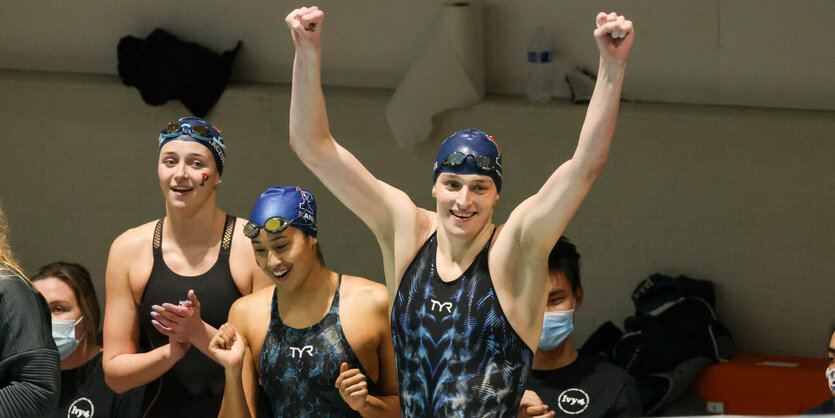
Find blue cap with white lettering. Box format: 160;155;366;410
248;186;317;238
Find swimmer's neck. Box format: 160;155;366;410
164;199;224;246
277;263;336;305
435;221;495;271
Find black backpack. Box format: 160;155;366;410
583;274;734;415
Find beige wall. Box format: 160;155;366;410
0;70;832;356
1;1;833;110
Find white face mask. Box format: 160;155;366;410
826;368;835;397
52;317;84;360
538;299;576;352
538;309;574;351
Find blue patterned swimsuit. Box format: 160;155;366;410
392;230;533;417
260;275;376;417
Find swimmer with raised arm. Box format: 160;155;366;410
286;6;634;415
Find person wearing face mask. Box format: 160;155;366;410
519;237;640;417
804;328;835;414
32;262;143;418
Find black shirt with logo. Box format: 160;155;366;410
804;397;835;415
526;351;641;417
59;352;143;418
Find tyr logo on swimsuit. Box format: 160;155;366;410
289;345;314;358
429;299;453;313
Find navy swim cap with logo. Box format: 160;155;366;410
248;186;318;238
432;129;503;192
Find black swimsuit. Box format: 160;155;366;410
391;230;533;417
138;215;243;417
259;275;378;417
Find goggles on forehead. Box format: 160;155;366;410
244;216;295;239
159;122;227;152
439;151;496;172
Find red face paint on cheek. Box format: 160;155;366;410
201;173;209;186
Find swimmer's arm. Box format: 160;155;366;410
357;395;400;418
217;303;259;418
492;13;635;336
216;343;258;418
102;233;186;393
358;292;400;417
285;7;427;247
513;13;634;256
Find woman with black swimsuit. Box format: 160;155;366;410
101;117;272;417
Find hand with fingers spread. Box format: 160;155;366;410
518;390;555;418
285;6;325;50
594;12;635;65
334;362;369;412
209;323;245;371
150;289;204;343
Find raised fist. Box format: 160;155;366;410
594;12;635;65
286;6;325;50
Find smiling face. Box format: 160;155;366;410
432;172;499;239
158;139;220;209
250;226;320;293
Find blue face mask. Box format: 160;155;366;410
52;317;84;360
538;307;574;351
826;368;835;397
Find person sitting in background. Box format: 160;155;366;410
804;327;835;414
519;237;640;417
0;201;60;417
32;262;143;417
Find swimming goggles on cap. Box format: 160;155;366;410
244;216;295;239
159;122;227;152
438;151;496;172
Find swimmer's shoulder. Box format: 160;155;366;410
229;284;275;327
340;275;388;315
108;220;159;261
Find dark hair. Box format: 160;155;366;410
547;236;581;295
32;262;100;346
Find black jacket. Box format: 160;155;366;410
0;270;60;417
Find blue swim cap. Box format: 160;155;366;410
248;186;317;238
158;116;227;175
432;129;503;192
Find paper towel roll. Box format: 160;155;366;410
385;2;484;148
